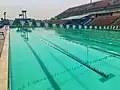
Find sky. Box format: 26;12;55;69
0;0;100;20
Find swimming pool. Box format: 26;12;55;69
9;28;120;90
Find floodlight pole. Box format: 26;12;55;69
22;10;27;19
4;12;6;20
90;0;92;3
19;14;22;19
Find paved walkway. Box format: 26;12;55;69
0;28;9;90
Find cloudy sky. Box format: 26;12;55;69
0;0;100;20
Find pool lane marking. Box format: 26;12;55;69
24;41;61;90
49;52;89;90
83;36;120;47
38;36;114;79
52;31;120;47
34;30;120;58
62;38;120;58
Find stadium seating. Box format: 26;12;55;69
106;4;120;10
55;0;120;19
93;0;112;8
56;3;94;18
89;16;118;26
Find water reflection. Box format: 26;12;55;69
16;27;32;41
45;27;120;54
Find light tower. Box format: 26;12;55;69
90;0;92;3
4;12;6;20
22;10;24;18
24;10;27;18
19;14;22;18
21;10;27;19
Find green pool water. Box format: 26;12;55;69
10;28;120;90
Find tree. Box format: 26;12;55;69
50;17;55;20
1;18;3;20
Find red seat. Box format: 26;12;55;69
93;0;112;8
89;16;118;26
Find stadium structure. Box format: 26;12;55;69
50;0;120;26
2;0;120;28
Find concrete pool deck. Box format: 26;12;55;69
0;29;9;90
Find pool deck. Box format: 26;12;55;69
0;29;9;90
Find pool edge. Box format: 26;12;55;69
0;29;9;90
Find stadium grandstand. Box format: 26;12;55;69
47;0;120;26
